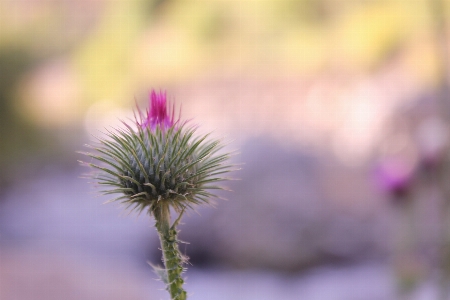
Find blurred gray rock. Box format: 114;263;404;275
175;137;389;271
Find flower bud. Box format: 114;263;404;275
81;90;234;215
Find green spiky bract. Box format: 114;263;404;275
81;113;234;300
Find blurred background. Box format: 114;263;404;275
2;0;450;299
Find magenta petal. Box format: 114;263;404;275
373;158;414;197
140;90;175;131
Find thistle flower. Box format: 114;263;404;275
80;90;235;300
373;158;415;199
83;90;231;215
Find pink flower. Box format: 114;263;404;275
373;158;415;198
140;90;176;131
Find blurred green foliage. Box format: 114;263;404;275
0;46;66;189
0;48;37;170
73;0;150;102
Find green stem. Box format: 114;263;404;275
154;203;187;300
393;195;418;298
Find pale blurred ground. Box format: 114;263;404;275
1;0;450;299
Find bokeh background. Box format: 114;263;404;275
2;0;450;299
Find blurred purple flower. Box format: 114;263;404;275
374;158;415;198
139;90;176;130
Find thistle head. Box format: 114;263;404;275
81;90;234;215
